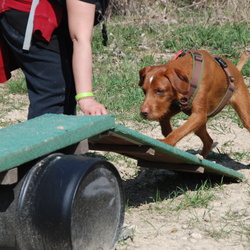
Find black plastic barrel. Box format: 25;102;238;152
0;154;124;250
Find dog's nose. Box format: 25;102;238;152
140;111;149;119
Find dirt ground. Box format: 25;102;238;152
0;75;250;249
115;118;250;250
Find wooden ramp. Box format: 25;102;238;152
89;124;244;180
0;114;244;180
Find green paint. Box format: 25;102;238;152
112;125;244;180
0;114;115;172
0;114;244;180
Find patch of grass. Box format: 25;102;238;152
209;145;250;163
206;209;250;241
124;199;132;213
164;22;250;76
206;223;233;239
150;189;165;210
224;208;248;220
102;152;139;178
147;179;221;214
0;79;28;127
164;23;248;52
7;75;27;94
230;151;250;162
93;57;144;120
0;120;14;128
168;180;216;211
144;219;167;237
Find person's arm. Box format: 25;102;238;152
66;0;108;115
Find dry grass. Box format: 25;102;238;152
107;0;250;25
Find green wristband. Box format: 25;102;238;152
75;92;94;100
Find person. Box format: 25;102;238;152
0;0;108;183
0;0;108;119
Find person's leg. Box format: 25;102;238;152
0;14;76;119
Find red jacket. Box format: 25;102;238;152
0;0;63;83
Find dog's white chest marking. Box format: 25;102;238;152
149;76;154;84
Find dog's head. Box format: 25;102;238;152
139;66;190;120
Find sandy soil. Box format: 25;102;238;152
115;118;250;250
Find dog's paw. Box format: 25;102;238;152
157;138;176;146
156;139;166;143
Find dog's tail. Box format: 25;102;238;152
236;49;249;71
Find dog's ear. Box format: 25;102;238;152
165;68;190;95
139;66;151;86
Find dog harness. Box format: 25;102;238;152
172;50;235;117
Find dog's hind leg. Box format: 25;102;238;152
229;81;250;131
195;124;214;158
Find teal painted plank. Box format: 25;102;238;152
0;114;115;172
112;125;244;180
0;113;244;180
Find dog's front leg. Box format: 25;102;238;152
159;104;181;137
159;116;172;137
159;113;209;152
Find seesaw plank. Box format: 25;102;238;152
0;114;115;172
0;113;244;180
89;125;244;180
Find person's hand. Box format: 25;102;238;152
78;98;108;115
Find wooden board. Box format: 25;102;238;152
89;125;244;180
0;114;115;172
0;114;243;180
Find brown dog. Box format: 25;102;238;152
139;50;250;158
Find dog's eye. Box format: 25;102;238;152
156;89;164;95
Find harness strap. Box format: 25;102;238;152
177;50;204;114
208;57;235;117
172;50;235;117
185;51;204;101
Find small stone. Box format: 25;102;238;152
171;236;178;240
180;237;188;241
171;228;178;233
120;226;135;241
190;232;202;240
189;238;197;243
